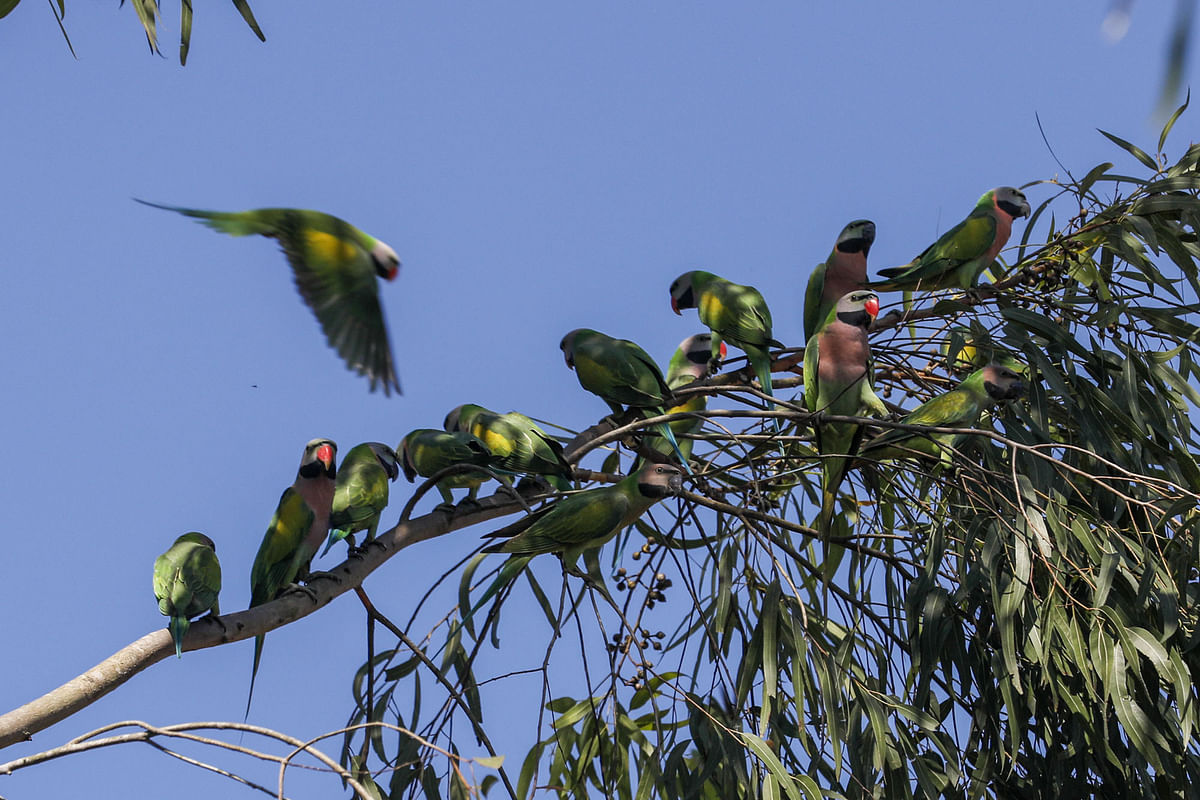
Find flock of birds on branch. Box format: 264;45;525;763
146;185;1035;715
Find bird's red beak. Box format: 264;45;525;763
864;297;879;319
719;341;728;359
386;265;399;281
671;297;681;315
316;444;334;468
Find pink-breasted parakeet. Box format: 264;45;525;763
868;187;1031;292
136;200;402;395
153;532;221;659
559;328;692;473
322;442;400;557
245;438;337;718
804;219;875;341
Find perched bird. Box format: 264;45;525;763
868;187;1032;293
153;532;221;659
804;220;876;341
645;333;725;463
559;328;692;472
444;404;572;491
246;438;337;718
804;291;889;535
482;461;683;568
321;442;400;557
136;200;402;394
399;429;495;511
669;270;781;430
860;364;1028;464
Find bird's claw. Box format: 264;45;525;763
205;613;228;636
433;502;457;515
287;582;322;603
363;539;388;553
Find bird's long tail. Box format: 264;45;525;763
642;409;693;475
168;616;189;659
320;528;349;558
134;199;272;237
244;634;265;723
749;348;780;434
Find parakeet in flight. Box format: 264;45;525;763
860;364;1027;463
804;220;875;341
135;200;402;395
805;291;888;536
322;442;400;557
153;532;222;659
444;404;573;491
868;187;1031;293
245;438;337;719
559;328;692;472
669;270;781;431
399;429;496;511
482;461;683;568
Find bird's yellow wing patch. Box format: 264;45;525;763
303;229;358;266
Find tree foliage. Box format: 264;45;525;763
322;108;1200;799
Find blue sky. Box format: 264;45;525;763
0;2;1189;796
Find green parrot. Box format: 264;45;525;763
669;270;781;431
444;404;573;491
321;442;401;557
804;220;875;342
804;291;888;535
644;333;725;463
399;429;496;511
246;438;337;719
559;328;692;473
153;532;221;659
868;187;1032;293
135;200;402;395
860;364;1027;464
482;461;683;568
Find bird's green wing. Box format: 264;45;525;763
273;212;400;395
249;487;313;607
803;335;819;412
898;212;996;281
497;488;629;555
803;262;826;342
179;545;221;618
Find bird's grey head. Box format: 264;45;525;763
371;240;401;281
299;438;338;480
836;219;876;255
636;462;684;498
560;329;587;369
176;532;216;552
982;364;1028;402
444;405;466;432
669;271;698;314
991;187;1031;220
834;291;880;330
366;442;401;481
679;333;719;367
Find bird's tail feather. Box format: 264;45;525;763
750;351;780;434
321;528;349;558
642;410;693;475
244;634;265;723
134;198;271;237
168;616;189;659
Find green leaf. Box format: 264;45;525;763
737;733;815;800
232;0;266;41
475;754;505;769
0;0;20;19
1158;87;1190;152
1098;128;1158;170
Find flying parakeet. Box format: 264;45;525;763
153;532;222;659
444;404;573;491
860;364;1027;463
804;219;875;341
559;328;692;473
868;187;1031;293
322;442;400;557
482;461;683;568
246;438;337;719
136;200;402;395
399;429;496;511
645;333;725;463
669;270;781;431
805;291;888;536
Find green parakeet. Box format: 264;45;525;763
136;200;402;395
482;461;683;568
399;429;495;510
804;291;888;535
804;220;875;341
153;532;221;659
246;438;337;718
868;187;1031;292
860;364;1027;463
444;404;572;491
322;442;400;557
645;333;725;463
669;270;781;431
559;328;693;473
